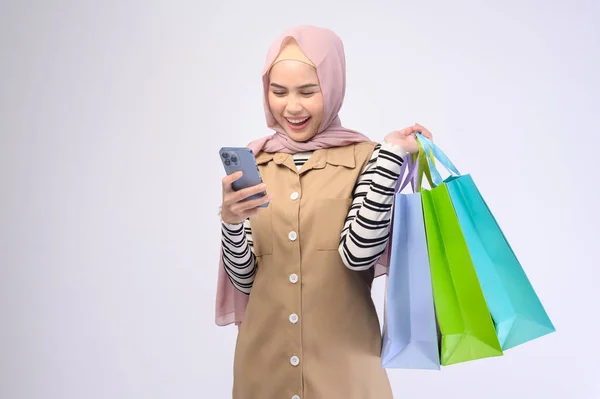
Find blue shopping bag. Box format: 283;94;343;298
381;154;441;370
416;134;555;350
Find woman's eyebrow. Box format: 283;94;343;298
270;83;320;90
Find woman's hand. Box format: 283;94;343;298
384;123;433;154
220;172;272;225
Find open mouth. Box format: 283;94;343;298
285;116;311;131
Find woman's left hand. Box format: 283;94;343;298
384;123;433;154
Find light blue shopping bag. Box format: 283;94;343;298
381;154;441;370
416;134;555;350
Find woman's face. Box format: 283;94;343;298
268;60;324;142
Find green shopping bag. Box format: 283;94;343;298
417;142;503;366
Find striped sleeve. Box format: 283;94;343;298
221;219;257;294
338;141;408;271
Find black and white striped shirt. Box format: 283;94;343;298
221;141;407;294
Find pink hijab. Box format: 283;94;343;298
215;26;391;327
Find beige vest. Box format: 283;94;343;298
232;142;393;399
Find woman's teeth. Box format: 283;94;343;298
286;117;309;124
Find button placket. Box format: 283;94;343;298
288;178;302;394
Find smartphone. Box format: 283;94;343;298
219;147;268;207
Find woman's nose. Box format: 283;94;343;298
285;97;303;114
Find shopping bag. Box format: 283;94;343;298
417;139;503;366
417;134;555;350
381;154;440;370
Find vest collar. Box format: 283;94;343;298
255;145;356;170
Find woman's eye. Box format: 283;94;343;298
301;92;315;97
272;91;286;96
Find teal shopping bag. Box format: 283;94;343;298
416;134;555;350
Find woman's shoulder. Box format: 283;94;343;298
353;141;380;157
347;141;379;170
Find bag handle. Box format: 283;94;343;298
416;140;435;192
415;133;461;187
394;143;435;193
396;154;418;193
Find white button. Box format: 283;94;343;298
289;313;299;324
292;396;300;399
290;355;300;366
288;231;297;241
290;192;299;200
289;274;298;284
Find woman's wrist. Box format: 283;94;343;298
382;140;411;158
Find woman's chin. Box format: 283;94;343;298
284;128;318;142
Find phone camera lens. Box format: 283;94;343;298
222;153;229;159
231;156;238;163
224;159;231;166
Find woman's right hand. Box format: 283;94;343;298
221;171;272;224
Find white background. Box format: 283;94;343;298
1;0;599;398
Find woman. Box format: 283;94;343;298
216;25;433;399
